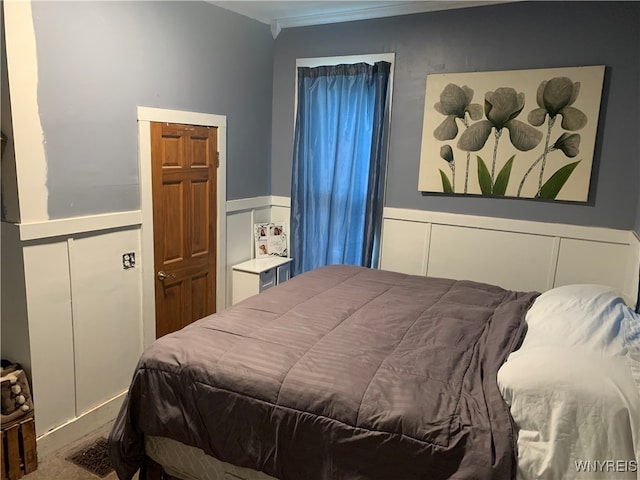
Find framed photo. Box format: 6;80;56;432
418;66;605;202
254;222;287;258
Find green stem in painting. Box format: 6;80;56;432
462;117;471;194
517;149;553;197
537;116;556;196
491;129;503;191
450;162;455;192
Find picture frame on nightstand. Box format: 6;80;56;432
254;222;287;258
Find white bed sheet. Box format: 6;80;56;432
499;348;639;480
498;284;640;480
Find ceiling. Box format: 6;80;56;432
209;1;511;37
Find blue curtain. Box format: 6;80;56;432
290;61;391;276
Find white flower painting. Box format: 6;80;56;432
418;66;605;201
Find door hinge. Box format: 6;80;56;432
216;152;220;168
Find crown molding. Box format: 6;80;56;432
276;1;507;29
209;1;515;38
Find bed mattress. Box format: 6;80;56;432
110;265;537;480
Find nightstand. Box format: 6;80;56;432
232;257;293;304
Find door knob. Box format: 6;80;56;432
157;271;176;281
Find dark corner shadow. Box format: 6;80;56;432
585;65;612;209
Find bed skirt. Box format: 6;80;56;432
144;436;279;480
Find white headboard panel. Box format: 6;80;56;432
380;208;640;309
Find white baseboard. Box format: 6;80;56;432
36;391;127;459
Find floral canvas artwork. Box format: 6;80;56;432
418;66;605;201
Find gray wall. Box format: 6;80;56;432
271;1;640;231
31;1;274;219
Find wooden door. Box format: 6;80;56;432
151;122;218;338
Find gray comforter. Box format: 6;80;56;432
110;265;538;480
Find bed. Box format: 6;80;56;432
109;264;640;480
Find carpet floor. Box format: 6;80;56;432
19;421;138;480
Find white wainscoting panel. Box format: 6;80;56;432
555;238;632;295
243;200;637;307
253;207;271;224
226;211;253;308
427;224;556;293
379;207;638;307
22;240;76;436
271;206;290;224
379;218;430;276
11;211;144;448
226;211;254;261
68;228;142;416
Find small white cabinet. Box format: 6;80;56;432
232;257;293;304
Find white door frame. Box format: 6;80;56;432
137;107;227;348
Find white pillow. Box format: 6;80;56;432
519;284;640;392
519;284;635;356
